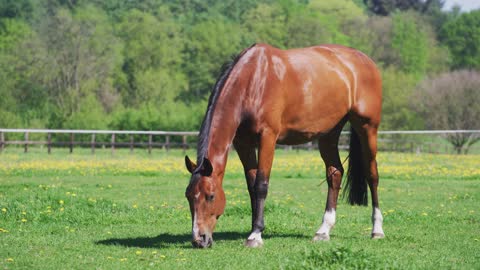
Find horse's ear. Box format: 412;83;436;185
201;157;213;177
185;156;196;174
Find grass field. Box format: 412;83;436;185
1;149;479;269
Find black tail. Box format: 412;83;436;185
343;127;368;206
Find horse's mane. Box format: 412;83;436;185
195;44;256;172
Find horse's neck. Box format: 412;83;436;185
205;95;243;179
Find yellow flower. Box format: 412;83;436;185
0;228;8;233
6;258;14;262
135;250;142;255
132;204;138;209
160;255;166;259
1;208;6;213
21;218;27;223
59;200;64;205
120;258;127;262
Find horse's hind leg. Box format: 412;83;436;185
314;127;344;241
352;122;385;239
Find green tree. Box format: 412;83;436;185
39;5;121;122
117;8;186;107
183;17;245;100
391;12;429;76
381;67;423;130
440;10;480;69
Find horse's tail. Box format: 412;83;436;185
343;127;368;206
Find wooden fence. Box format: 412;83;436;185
0;129;197;154
0;129;479;154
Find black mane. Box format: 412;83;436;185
195;44;256;171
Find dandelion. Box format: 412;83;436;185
149;206;154;210
120;258;127;262
6;258;14;262
421;212;428;216
60;208;64;212
107;184;112;188
21;218;27;223
1;208;6;213
59;200;64;205
0;228;8;233
151;251;158;255
21;211;26;215
160;255;166;259
132;204;138;209
135;250;142;255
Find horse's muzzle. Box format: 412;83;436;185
192;234;213;248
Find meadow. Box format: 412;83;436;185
0;148;479;269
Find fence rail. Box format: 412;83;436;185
0;128;479;154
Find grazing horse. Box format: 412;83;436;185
184;43;384;248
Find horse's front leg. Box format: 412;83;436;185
233;138;259;244
244;129;277;247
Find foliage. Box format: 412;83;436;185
0;0;478;132
414;70;480;153
440;10;480;69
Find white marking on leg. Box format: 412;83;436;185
315;209;336;240
371;207;385;238
247;231;262;241
245;231;264;247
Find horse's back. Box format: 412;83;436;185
248;44;381;140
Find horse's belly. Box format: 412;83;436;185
277;130;326;145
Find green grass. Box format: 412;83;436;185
1;149;479;269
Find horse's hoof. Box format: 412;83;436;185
313;233;330;241
371;233;385;239
244;239;263;248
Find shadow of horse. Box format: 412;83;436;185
96;231;307;249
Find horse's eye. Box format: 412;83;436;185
206;194;215;202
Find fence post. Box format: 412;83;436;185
69;133;74;154
47;133;52;154
148;134;152;154
182;135;187;153
111;133;115;155
0;132;4;153
165;135;170;152
91;134;95;154
130;135;134;154
24;132;29;153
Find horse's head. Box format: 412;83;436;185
184;156;225;248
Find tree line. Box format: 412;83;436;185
0;0;479;146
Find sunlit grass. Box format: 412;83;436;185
0;149;479;269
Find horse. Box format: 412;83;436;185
184;43;384;248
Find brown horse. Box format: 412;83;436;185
185;43;384;248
